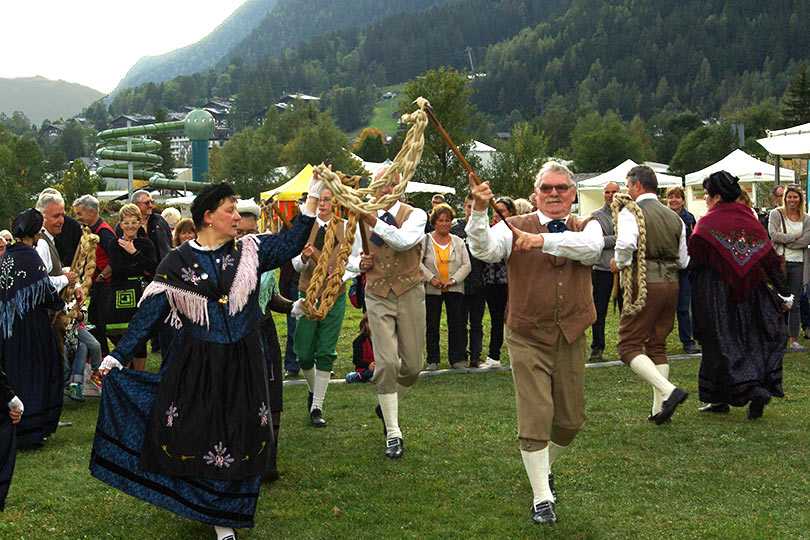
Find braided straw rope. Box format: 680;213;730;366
300;97;430;320
63;227;99;319
611;193;647;316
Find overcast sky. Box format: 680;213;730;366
0;0;248;94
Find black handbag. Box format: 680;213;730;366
106;276;144;335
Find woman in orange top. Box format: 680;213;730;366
421;204;471;370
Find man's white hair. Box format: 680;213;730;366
36;189;65;213
131;190;151;203
534;161;575;189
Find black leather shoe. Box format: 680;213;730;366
747;397;770;420
375;404;387;436
698;403;730;413
656;387;688;424
588;348;603;362
284;370;299;379
310;408;327;427
531;500;558;524
548;473;557;503
682;344;701;355
385;437;403;459
647;413;671;424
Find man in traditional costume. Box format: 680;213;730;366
359;168;427;459
466;161;604;525
612;165;689;424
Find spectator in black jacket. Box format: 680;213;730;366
450;193;488;368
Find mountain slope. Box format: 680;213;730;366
217;0;456;69
0;76;104;125
110;0;279;97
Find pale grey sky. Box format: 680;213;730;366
1;0;248;93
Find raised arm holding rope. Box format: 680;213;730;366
612;165;689;426
466;161;603;525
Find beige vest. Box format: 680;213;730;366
364;204;423;297
637;198;682;283
505;213;596;345
298;217;347;295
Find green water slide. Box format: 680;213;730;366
96;109;215;190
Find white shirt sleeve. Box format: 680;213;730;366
614;207;639;269
541;220;605;265
343;223;363;282
291;254;309;273
465;209;512;262
677;220;689;269
372;208;427;252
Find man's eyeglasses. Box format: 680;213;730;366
538;183;572;194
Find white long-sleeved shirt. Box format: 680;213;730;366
369;201;427;252
614;193;689;270
465;208;604;265
291;215;362;282
35;230;68;292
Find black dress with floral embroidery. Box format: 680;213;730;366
89;216;313;529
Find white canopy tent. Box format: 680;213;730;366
356;158;455;195
757;122;810;159
684;149;795;217
576;159;682;215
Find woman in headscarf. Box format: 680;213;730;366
689;171;791;420
0;209;66;448
89;180;321;540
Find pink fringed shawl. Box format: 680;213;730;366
140;236;259;329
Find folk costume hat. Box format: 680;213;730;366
11;208;43;239
191;182;236;228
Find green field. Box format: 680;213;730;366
3;307;810;539
348;84;406;140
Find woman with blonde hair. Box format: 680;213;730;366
768;184;810;349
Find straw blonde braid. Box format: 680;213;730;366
63;227;99;319
300;98;429;320
611;194;647;316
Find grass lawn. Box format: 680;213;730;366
348;84;405;140
3;308;809;539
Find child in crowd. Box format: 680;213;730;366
346;314;374;383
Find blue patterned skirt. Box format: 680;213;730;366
89;367;263;528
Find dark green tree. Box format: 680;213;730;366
353;128;388;162
83;101;111;131
781;68;810;126
0;125;47;226
59;159;98;207
669;124;736;176
485;121;548;198
396;67;479;194
56;120;86;161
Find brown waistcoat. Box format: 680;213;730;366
298;218;347;295
505;213;596;345
364;204;423;298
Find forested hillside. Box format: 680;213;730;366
472;0;810;119
217;0;457;69
109;0;278;96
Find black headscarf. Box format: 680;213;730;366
11;208;44;239
191;183;236;228
703;171;742;203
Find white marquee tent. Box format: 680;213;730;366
576;159;682;215
684;149;795;217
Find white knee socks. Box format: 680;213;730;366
378;392;401;439
548;441;567;468
521;447;553;505
302;367;315;393
630;355;675;402
311;369;330;411
651;364;670;415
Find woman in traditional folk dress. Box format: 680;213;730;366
1;209;65;449
690;171;791;420
90;181;321;540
